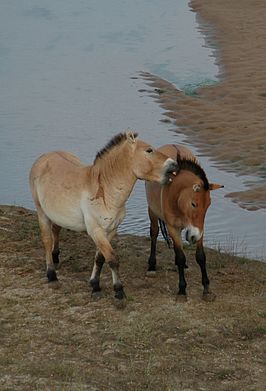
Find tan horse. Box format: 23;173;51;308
29;132;178;301
145;144;223;297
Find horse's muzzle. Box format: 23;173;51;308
185;226;202;244
161;159;179;185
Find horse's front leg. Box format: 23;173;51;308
147;208;159;272
89;226;126;301
168;226;187;296
174;245;188;295
196;237;210;295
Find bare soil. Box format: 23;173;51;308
0;205;265;391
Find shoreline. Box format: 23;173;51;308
141;0;266;211
1;204;265;262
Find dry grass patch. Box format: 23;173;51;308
0;206;265;390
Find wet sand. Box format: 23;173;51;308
141;0;266;211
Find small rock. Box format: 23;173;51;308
165;338;177;344
102;349;116;356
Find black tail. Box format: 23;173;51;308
159;219;171;249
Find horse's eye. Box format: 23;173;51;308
192;202;197;208
146;148;153;154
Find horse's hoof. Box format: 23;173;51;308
178;287;187;295
90;279;101;293
114;288;126;300
146;270;157;278
47;269;58;282
113;284;126;301
113;286;127;308
202;292;216;302
176;293;187;303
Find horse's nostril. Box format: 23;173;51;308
185;231;190;242
185;231;197;244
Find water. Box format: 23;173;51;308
0;0;265;260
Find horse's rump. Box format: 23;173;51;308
29;151;88;231
157;144;198;163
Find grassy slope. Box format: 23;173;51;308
0;206;265;391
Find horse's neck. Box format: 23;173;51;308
162;177;189;227
90;151;136;208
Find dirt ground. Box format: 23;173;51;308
0;205;265;391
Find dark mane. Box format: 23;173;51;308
178;158;209;190
94;132;138;163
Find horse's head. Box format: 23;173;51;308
127;132;178;185
172;169;223;244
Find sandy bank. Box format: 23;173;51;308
141;0;266;211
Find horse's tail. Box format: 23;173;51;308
159;219;171;249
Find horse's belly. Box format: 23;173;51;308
47;210;86;232
40;197;86;232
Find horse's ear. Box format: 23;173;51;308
209;183;224;191
126;131;138;144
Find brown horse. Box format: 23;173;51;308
29;132;178;301
145;144;223;297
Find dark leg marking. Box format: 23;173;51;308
174;246;187;295
108;260;126;300
52;249;60;265
196;245;210;294
148;217;159;272
90;253;105;294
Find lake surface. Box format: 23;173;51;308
0;0;265;260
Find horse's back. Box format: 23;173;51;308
157;144;198;163
31;151;83;173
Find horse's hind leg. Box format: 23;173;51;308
36;207;58;282
196;238;210;295
52;224;61;265
147;208;159;272
90;251;105;296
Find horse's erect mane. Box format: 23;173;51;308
178;158;209;190
94;132;138;163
